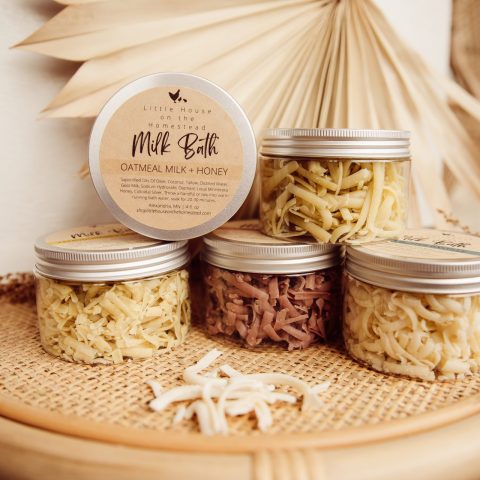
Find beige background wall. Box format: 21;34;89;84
0;0;458;274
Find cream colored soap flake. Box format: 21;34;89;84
147;349;330;435
343;275;480;381
36;271;190;364
34;223;191;364
259;129;411;244
344;229;480;381
261;158;408;244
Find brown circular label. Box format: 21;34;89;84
214;220;290;245
362;229;480;259
45;224;159;251
98;86;244;231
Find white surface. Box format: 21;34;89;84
0;0;468;274
374;0;452;76
0;1;115;275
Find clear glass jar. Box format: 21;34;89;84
202;220;343;349
259;128;411;244
34;224;191;364
343;230;480;381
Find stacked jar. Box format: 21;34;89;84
256;128;480;382
202;128;412;351
33;73;259;364
259;128;411;244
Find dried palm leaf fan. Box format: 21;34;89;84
452;0;480;100
451;0;480;179
16;0;480;222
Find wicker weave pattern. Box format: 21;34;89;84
1;301;480;440
452;0;480;98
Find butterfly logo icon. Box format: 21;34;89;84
168;89;187;103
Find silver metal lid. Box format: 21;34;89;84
34;224;189;282
89;72;257;241
346;229;480;294
203;219;343;274
260;128;410;159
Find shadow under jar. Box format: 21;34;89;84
343;229;480;381
202;220;343;350
34;224;191;364
260;128;411;244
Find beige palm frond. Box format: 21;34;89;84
15;0;480;221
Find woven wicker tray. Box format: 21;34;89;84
1;300;480;454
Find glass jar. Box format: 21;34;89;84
259;128;411;244
202;220;343;349
343;229;480;381
34;224;191;364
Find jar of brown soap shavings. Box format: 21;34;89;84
260;128;411;244
202;220;343;350
34;224;191;364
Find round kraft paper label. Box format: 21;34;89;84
92;76;253;238
44;224;159;251
213;219;291;245
362;229;480;260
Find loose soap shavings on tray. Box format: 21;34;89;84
147;349;330;435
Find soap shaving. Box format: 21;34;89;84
147;349;330;435
261;158;407;243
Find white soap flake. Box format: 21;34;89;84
147;349;330;435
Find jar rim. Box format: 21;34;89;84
345;229;480;294
203;220;343;274
260;128;411;159
34;223;190;282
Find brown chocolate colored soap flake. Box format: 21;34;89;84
205;265;341;349
0;272;35;305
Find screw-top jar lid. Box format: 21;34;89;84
34;224;189;282
346;229;480;294
260;128;410;159
89;72;257;241
203;220;343;274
